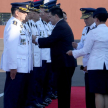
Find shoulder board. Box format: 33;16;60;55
13;21;17;25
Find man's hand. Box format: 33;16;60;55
32;35;37;44
83;66;87;72
66;50;73;56
10;69;17;80
72;42;78;49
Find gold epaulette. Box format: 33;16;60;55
13;21;17;25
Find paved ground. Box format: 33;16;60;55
0;39;84;108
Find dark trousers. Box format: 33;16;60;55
55;67;75;108
85;73;96;108
26;60;48;106
25;69;41;107
51;69;58;95
4;72;29;108
43;62;53;99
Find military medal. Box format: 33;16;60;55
20;35;26;45
40;31;41;36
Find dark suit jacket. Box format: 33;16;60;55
38;19;77;68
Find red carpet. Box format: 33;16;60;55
46;87;86;108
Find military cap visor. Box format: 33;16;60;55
80;13;93;19
29;7;40;12
80;8;96;19
11;2;30;12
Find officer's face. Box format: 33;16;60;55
28;12;35;19
33;12;40;22
40;8;49;22
17;11;27;21
40;8;45;17
84;16;94;26
23;15;29;23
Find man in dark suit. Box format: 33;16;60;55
32;7;77;108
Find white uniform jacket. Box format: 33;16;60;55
36;18;51;63
73;24;108;70
31;21;41;67
23;22;33;71
77;22;96;67
1;17;32;73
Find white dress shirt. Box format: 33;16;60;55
73;24;108;70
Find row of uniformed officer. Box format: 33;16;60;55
0;0;63;108
23;1;60;108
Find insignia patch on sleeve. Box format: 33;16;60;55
13;21;17;25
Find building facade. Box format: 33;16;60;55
0;0;108;39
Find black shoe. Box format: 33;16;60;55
50;94;58;99
34;103;45;108
44;98;52;104
41;102;49;106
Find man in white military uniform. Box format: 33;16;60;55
25;4;46;108
33;3;52;106
0;2;32;108
71;8;96;108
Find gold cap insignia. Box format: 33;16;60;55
26;5;28;8
82;10;86;14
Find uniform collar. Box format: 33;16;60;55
41;20;47;25
89;22;96;29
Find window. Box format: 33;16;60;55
0;13;11;25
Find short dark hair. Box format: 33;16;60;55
49;7;63;18
94;13;108;22
11;7;19;15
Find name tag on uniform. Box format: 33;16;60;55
20;35;26;45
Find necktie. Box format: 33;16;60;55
86;27;90;34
